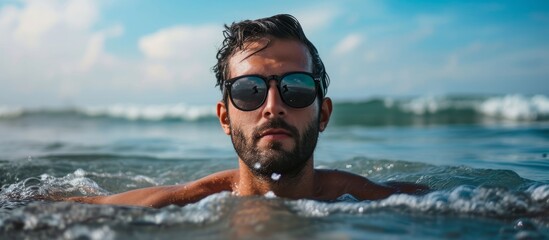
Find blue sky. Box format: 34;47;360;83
0;0;548;107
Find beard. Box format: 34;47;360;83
230;117;319;180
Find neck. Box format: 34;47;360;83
235;158;317;199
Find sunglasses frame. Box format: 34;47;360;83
223;71;326;111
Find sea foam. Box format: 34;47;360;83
0;106;23;118
397;94;549;121
478;95;549;120
82;104;215;121
291;184;549;219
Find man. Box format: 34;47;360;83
66;14;428;208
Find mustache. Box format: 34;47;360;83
253;118;299;140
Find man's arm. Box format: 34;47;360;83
64;169;237;208
66;185;182;208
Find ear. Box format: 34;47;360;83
217;101;231;135
319;97;332;132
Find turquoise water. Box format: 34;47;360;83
1;95;548;239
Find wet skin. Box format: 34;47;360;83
66;38;428;208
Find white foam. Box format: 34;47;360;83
400;96;449;115
73;168;87;177
173;191;233;223
42;170;109;196
290;184;549;218
63;226;115;240
527;184;549;202
82;171;159;186
398;95;480;115
82;103;215;121
397;94;549;121
478;94;549;120
0;105;23;118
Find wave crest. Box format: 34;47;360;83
2;95;548;124
0;103;216;122
291;184;549;220
0;169;109;210
82;104;215;121
397;94;549;121
478;95;549;120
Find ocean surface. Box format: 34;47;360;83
0;94;548;239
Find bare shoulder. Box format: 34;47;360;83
315;168;377;185
143;168;238;206
315;169;429;201
315;169;380;192
184;169;237;191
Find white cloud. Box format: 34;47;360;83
0;0;127;106
14;0;60;47
0;5;19;28
0;0;226;106
333;33;362;56
6;0;97;47
137;24;222;88
138;25;220;60
145;64;173;80
64;0;98;30
80;25;123;71
293;6;340;34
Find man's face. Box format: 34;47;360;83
221;38;322;178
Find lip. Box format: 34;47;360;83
259;128;292;138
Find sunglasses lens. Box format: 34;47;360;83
230;76;267;111
280;73;317;108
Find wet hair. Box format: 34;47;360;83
213;14;330;99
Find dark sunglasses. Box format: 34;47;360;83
224;72;324;111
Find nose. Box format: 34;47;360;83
262;80;287;118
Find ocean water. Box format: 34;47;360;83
0;94;548;239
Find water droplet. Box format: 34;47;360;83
271;173;281;181
254;162;261;169
264;191;276;198
514;219;537;231
346;164;352;169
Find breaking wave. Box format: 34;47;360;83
333;94;549;126
0;103;216;122
1;95;548;125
